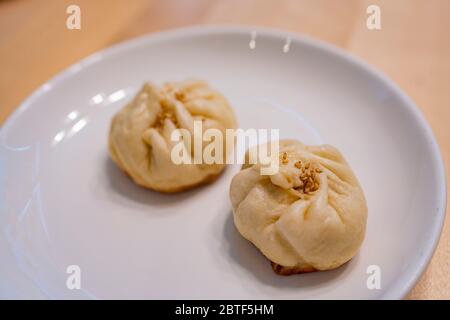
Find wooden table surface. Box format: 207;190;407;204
0;0;449;299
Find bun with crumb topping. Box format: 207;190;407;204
109;79;237;192
229;140;367;274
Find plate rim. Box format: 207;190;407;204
1;25;447;300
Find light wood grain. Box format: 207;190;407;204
0;0;448;299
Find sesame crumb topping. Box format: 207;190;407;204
294;159;322;194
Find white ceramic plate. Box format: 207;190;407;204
0;26;446;299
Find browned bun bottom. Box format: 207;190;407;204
270;261;317;276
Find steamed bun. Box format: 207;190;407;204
230;140;367;274
109;79;237;192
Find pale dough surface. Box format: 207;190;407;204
109;80;237;192
230;140;368;271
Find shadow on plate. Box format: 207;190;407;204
222;212;353;290
104;156;206;207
